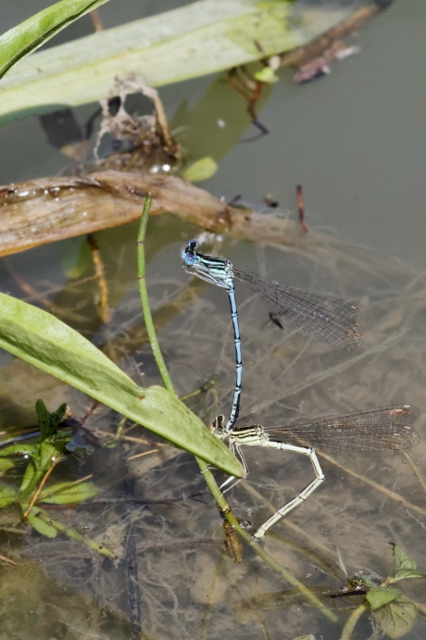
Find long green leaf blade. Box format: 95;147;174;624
0;0;357;125
0;292;242;476
0;0;111;80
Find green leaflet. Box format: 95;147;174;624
0;292;242;476
0;0;111;79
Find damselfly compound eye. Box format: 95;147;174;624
183;252;196;266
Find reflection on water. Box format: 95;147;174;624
0;213;425;639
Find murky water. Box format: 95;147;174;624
0;2;425;639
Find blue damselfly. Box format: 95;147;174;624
182;240;363;431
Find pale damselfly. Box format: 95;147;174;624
213;404;420;538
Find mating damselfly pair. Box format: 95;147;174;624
182;240;421;539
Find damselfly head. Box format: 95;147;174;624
182;240;199;266
212;415;226;439
182;244;234;289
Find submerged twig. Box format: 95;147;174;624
126;449;159;462
87;233;111;323
403;453;426;498
39;474;94;501
279;1;391;72
317;451;426;517
22;456;62;520
0;552;18;567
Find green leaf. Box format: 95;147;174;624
391;543;416;572
182;157;218;183
38;441;65;471
0;292;242;477
0;0;111;80
390;543;426;580
0;443;34;458
27;508;58;538
19;442;57;494
366;587;401;611
394;568;426;581
21;440;67;496
0;459;16;472
373;597;417;639
40;481;98;504
0;1;357;125
20;459;38;495
35;399;67;440
0;484;17;508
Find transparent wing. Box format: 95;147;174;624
233;267;363;351
263;406;421;456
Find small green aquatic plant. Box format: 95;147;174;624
0;399;111;555
0;283;240;475
340;544;426;640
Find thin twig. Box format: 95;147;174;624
296;185;308;233
89;8;104;31
279;2;389;70
0;552;18;566
318;451;426;517
2;258;52;308
403;452;426;498
87;233;111;323
91;426;164;448
127;449;159;461
22;456;62;520
39;474;94;500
